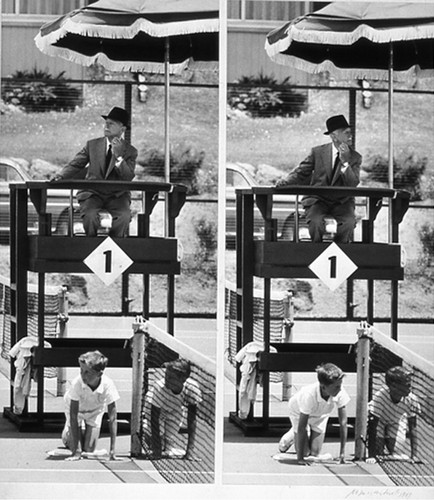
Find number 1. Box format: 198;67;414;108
103;250;112;273
329;255;337;279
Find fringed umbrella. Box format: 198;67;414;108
265;1;434;189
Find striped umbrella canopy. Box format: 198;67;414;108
265;2;434;189
35;0;219;191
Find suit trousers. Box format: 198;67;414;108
79;192;131;237
305;198;356;243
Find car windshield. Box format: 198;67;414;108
0;164;23;182
227;169;251;188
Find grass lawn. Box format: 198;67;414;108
227;87;434;179
0;81;219;172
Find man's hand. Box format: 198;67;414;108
338;143;351;164
111;137;126;158
50;175;63;182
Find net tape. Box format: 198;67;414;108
368;325;434;486
139;321;215;484
0;274;61;378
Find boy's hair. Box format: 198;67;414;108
316;363;344;385
165;358;191;378
385;366;412;387
78;350;108;374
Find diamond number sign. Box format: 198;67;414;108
308;242;358;291
84;237;133;286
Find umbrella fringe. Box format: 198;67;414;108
275;21;434;47
36;16;219;48
32;43;216;74
265;51;429;82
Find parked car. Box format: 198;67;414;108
226;162;312;248
0;157;82;241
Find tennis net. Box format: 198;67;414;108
138;320;215;483
367;325;434;486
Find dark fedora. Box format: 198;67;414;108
324;115;350;135
102;107;130;127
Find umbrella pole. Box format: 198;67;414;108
388;43;394;242
164;37;175;335
388;43;399;340
164;37;170;238
388;43;394;191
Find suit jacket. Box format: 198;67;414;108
59;137;138;200
279;143;361;206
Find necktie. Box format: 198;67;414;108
105;144;112;169
332;152;340;179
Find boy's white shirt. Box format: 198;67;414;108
369;387;420;425
144;377;202;424
64;374;120;427
289;382;350;418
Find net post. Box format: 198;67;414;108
354;322;372;460
130;320;146;457
281;290;294;401
56;286;69;397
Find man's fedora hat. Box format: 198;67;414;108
102;107;130;127
324;115;350;135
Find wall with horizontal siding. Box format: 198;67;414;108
1;16;84;79
227;21;309;84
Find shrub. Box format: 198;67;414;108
363;152;427;200
195;216;217;262
137;142;205;194
1;68;82;112
419;223;434;266
228;73;308;118
420;175;434;201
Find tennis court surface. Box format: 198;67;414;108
1;316;434;498
223;319;434;489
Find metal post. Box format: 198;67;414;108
347;88;357;318
131;324;146;457
121;81;133;312
37;273;45;421
281;291;294;401
262;278;271;430
354;322;371;460
56;287;69;397
349;88;356;147
124;82;132;144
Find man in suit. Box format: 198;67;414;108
52;107;138;237
276;115;361;243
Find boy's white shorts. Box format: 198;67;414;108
65;407;104;429
289;411;329;434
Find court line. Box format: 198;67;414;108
0;460;159;475
324;463;387;486
222;471;394;479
